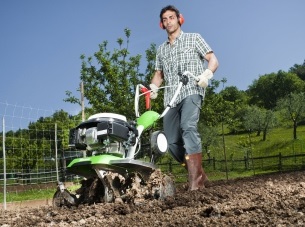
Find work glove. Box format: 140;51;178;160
197;69;213;88
149;83;159;99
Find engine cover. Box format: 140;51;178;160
97;121;129;141
69;113;137;152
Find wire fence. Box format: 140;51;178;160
0;102;81;189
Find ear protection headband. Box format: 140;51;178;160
159;14;185;29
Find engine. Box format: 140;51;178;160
69;113;138;157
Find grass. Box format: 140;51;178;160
0;188;56;203
0;183;81;203
212;124;305;161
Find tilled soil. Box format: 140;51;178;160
1;170;305;226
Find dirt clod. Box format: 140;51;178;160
1;171;305;226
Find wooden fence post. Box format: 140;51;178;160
279;152;282;171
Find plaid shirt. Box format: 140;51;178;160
155;31;212;107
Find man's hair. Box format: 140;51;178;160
159;5;180;22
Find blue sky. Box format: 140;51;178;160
1;0;305;116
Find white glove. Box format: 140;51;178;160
198;69;213;88
149;83;159;99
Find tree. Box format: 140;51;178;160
64;29;158;120
247;70;305;109
5;129;37;181
276;92;305;139
28;110;78;151
201;81;248;133
261;110;277;141
242;106;264;134
289;60;305;81
1;129;34;170
198;123;219;154
219;86;249;133
220;86;247;104
200;79;225;127
0;110;78;174
242;105;277;141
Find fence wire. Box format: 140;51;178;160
0;102;82;189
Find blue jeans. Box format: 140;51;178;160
163;94;202;163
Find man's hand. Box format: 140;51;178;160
149;83;159;99
198;69;213;88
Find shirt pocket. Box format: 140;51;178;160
161;53;172;72
178;47;200;73
178;47;196;64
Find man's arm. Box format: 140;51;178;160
151;70;164;87
204;52;219;73
197;52;219;88
149;70;164;99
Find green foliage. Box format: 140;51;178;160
247;70;305;109
64;28;158;120
201;92;224;126
220;86;248;104
198;124;219;153
210;124;305;165
220;86;249;133
1;110;79;172
277;92;305;139
289;60;305;81
241;106;277;141
202;83;249;134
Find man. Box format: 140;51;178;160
150;5;219;190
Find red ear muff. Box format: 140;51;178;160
159;13;185;29
179;14;185;26
159;21;164;29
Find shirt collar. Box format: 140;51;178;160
166;31;184;44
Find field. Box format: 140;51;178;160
1;125;305;226
1;170;305;226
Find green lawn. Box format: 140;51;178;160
0;183;81;203
212;124;305;160
0;188;56;203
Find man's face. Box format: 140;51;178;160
161;10;180;33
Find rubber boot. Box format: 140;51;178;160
185;153;208;190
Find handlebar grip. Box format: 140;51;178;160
140;87;151;110
183;71;199;82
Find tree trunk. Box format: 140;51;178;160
293;120;297;139
256;129;261;136
263;129;267;141
262;122;269;141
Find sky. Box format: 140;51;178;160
1;0;305;117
